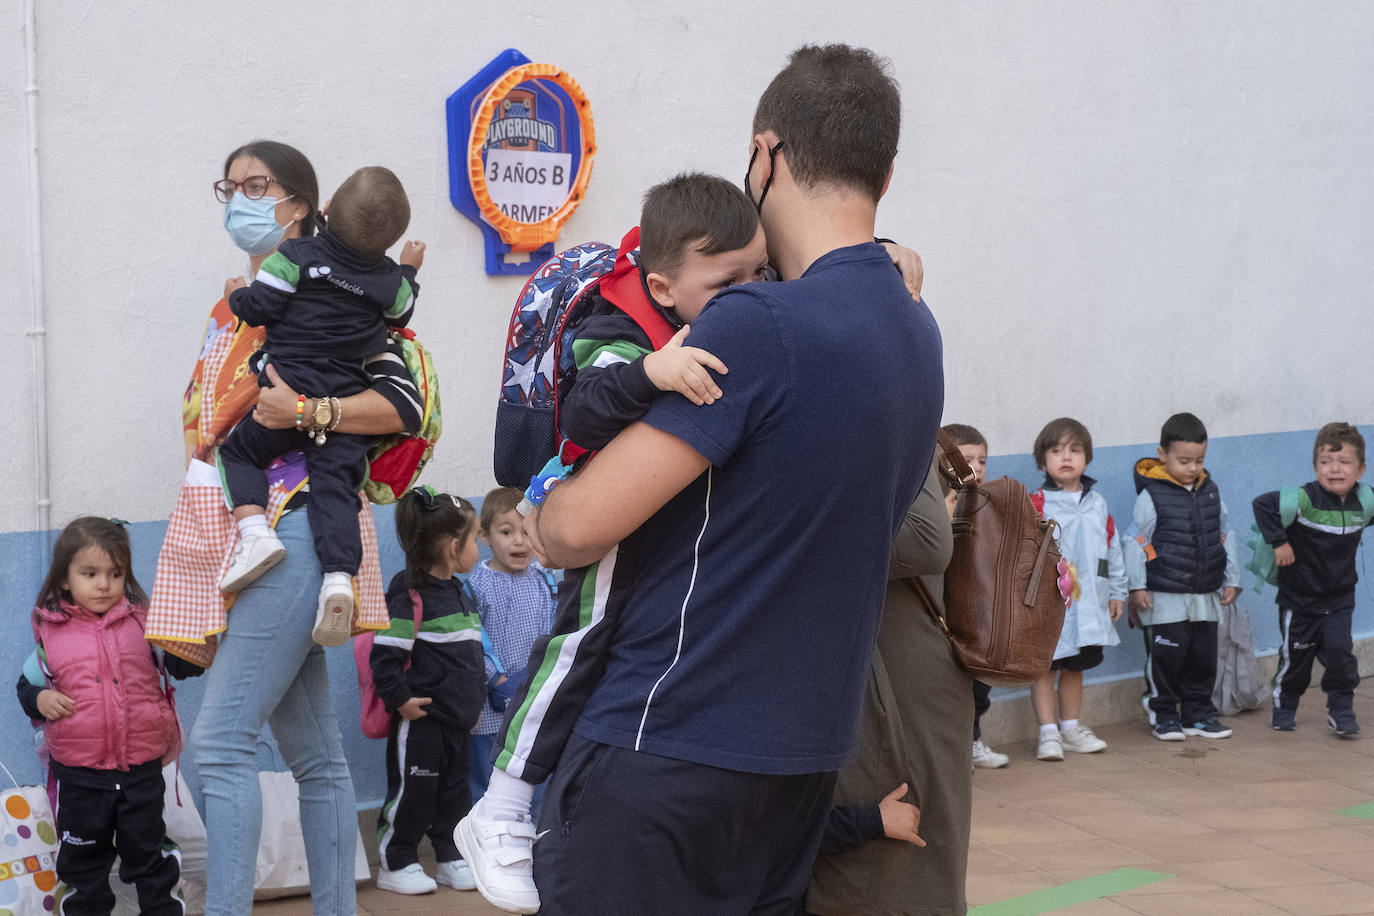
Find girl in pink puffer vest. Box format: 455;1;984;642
17;517;185;915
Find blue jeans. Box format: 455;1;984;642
190;509;357;915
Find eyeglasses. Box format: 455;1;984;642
213;175;281;203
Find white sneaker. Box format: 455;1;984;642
1037;732;1064;761
454;800;541;914
436;859;477;891
218;528;286;594
1059;724;1108;754
972;739;1010;769
376;863;437;895
313;575;355;647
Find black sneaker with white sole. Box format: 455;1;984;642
1153;718;1185;741
1182;718;1232;738
1328;710;1360;738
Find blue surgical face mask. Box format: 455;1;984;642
223;193;295;255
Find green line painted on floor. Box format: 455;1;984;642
1337;801;1374;819
969;868;1174;915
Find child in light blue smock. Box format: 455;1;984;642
1028;418;1127;761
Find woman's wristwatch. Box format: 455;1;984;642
311;397;334;431
305;397;340;445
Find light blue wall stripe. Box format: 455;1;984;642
1;499;496;812
3;426;1371;812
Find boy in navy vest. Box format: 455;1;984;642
1125;413;1241;741
1254;422;1372;736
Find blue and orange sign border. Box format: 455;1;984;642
447;48;596;276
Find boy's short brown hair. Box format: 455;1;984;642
1313;422;1366;466
480;486;524;532
638;173;759;276
1033;418;1092;469
942;423;986;449
328;166;410;258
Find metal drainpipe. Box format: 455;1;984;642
23;0;52;556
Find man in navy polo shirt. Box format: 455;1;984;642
523;45;943;913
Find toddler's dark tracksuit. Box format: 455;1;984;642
371;571;485;871
218;230;417;574
1254;482;1373;713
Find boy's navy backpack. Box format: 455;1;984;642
494;227;675;488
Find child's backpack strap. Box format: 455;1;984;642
1356;483;1374;523
598;227;676;350
1247;486;1304;589
1280;486;1303;528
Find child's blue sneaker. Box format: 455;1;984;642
1272;707;1296;731
1153;718;1185;741
1328;710;1360;738
1183;718;1232;739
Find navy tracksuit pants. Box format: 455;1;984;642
1142;620;1219;723
377;716;469;871
218;418;372;575
972;679;992;740
1274;606;1359;712
55;771;182;915
492;550;630;785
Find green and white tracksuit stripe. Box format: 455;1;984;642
494;546;631;783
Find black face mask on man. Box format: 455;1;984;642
744;140;785;214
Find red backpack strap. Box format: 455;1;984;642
599;226;676;350
1106;513;1116;544
1029;489;1046;518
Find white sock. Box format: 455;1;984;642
1039;724;1059;740
321;571;351;589
1059;718;1079;732
480;768;537;823
236;514;268;537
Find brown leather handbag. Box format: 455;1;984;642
913;433;1069;687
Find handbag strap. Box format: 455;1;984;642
908;575;953;640
935;430;978;491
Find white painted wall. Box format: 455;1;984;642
3;1;1372;532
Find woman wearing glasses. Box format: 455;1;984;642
148;140;421;914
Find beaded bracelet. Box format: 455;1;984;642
295;394;307;430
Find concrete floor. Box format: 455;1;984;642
251;686;1374;915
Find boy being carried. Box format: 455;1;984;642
1254;422;1372;736
457;173;768;913
217;166;423;646
1126;412;1241;741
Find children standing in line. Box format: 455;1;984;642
15;517;184;915
1125;412;1241;741
942;423;1010;770
370;487;485;896
1029;418;1127;761
467;487;555;805
217;166;424;647
1253;422;1372;736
